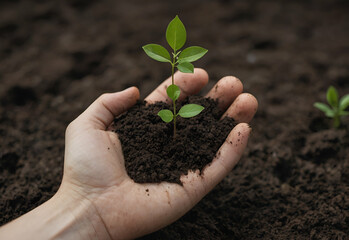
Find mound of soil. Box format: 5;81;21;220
113;97;235;184
1;0;348;239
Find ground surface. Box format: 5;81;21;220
0;0;348;239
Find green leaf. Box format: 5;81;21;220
166;84;180;101
325;111;335;118
142;44;171;63
314;102;334;116
326;86;339;108
339;110;349;116
178;104;204;118
177;62;194;73
166;15;186;51
158;109;174;123
178;46;208;63
339;94;349;111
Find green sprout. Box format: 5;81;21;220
142;16;208;138
314;86;349;128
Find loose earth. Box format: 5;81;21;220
113;96;236;184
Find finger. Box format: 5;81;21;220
126;124;251;237
205;76;243;111
145;68;209;104
180;123;251;201
75;87;140;130
222;93;258;123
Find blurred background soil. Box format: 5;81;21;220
0;0;348;239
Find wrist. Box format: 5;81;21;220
46;184;111;240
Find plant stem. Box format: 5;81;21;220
171;62;177;139
333;115;340;128
171;62;175;85
173;104;177;139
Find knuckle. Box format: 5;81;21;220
98;93;110;102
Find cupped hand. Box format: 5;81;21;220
61;69;258;239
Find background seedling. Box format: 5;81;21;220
314;86;349;128
143;16;207;138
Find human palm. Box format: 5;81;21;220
61;69;257;239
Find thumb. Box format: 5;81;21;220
74;87;140;130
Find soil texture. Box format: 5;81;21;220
1;0;349;239
113;97;235;184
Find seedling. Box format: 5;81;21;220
142;16;208;138
314;86;349;128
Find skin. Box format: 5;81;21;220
0;68;258;240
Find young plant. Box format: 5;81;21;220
142;16;208;138
314;86;349;128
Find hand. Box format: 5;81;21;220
62;68;258;239
0;69;257;240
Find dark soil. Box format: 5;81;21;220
1;0;349;239
113;97;235;184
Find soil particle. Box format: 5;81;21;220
113;96;236;184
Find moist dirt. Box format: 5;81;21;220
113;97;235;184
0;0;348;239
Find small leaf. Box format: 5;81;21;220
158;109;174;123
177;62;194;73
178;104;204;118
326;86;339;108
178;46;208;63
339;110;349;116
167;84;180;101
166;16;186;51
142;44;171;63
339;94;349;111
325;111;335;118
314;102;333;116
